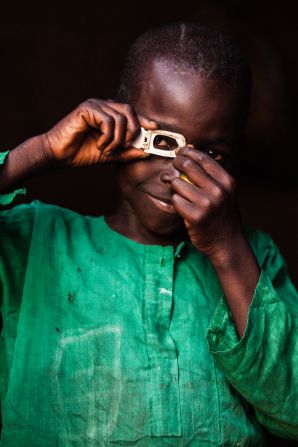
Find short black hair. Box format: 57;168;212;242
117;22;252;125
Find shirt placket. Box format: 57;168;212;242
143;245;182;437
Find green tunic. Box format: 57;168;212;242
0;151;298;446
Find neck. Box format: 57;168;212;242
105;201;188;247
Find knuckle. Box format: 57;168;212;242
82;98;97;108
83;98;95;104
110;110;121;119
226;175;236;192
105;115;114;125
179;146;193;157
212;185;224;201
191;209;201;223
182;158;193;169
78;98;100;115
197;150;207;162
201;196;211;209
179;146;189;155
171;193;179;204
117;114;127;124
77;102;89;113
123;103;133;114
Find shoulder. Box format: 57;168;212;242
245;226;276;254
0;200;98;242
0;199;85;223
244;225;287;274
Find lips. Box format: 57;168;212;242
146;192;178;214
150;193;172;204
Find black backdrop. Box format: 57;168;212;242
1;0;297;290
1;2;298;444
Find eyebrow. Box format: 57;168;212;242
155;120;232;148
200;137;231;147
154;120;183;135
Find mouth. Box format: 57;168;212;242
146;193;178;215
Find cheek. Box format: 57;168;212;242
117;160;155;192
117;171;134;196
116;164;146;202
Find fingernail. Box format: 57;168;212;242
140;152;150;158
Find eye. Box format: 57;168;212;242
153;135;178;151
206;148;224;162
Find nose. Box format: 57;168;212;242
160;158;180;185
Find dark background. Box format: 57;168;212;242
1;1;298;445
1;1;297;287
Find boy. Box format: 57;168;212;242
0;22;297;446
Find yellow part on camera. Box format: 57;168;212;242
180;174;192;184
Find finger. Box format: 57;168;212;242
103;102;157;142
82;99;115;150
95;114;114;152
173;155;232;207
172;179;214;212
99;104;128;151
172;192;210;225
123;114;158;151
138;114;158;134
107;148;151;163
91;100;158;157
171;176;202;203
103;102;140;143
173;154;217;190
171;193;197;227
87;100;133;156
176;146;232;189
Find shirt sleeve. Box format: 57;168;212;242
0;151;26;206
0;152;35;402
206;231;298;439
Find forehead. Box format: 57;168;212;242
134;59;244;142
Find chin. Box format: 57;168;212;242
143;214;187;239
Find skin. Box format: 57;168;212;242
108;60;261;337
108;60;243;245
0;58;260;337
0;99;158;193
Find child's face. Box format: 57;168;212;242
116;59;245;243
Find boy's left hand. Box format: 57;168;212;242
171;145;242;261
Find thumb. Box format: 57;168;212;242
138;114;158;130
111;147;150;163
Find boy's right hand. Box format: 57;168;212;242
42;98;157;167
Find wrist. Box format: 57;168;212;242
0;135;60;194
17;135;59;177
38;133;60;168
207;231;254;271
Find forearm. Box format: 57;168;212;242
0;134;58;193
207;265;298;439
209;232;261;338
